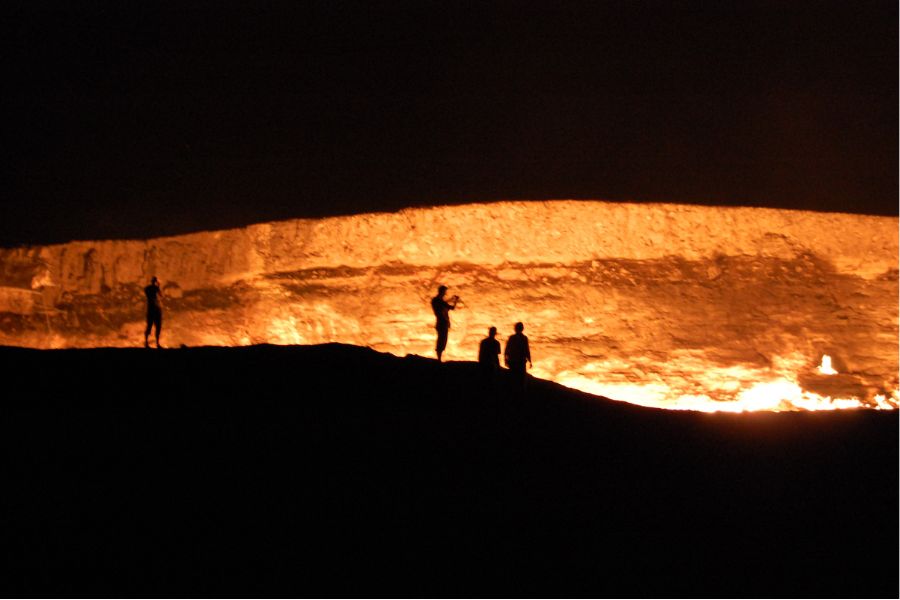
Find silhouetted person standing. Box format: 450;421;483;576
504;322;531;391
431;285;459;362
144;276;163;348
478;326;501;378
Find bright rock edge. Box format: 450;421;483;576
1;201;897;412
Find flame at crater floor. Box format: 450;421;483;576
1;201;897;412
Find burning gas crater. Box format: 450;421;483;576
1;201;897;412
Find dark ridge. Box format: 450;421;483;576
4;343;897;596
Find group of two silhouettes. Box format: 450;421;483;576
431;285;532;385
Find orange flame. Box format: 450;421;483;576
817;354;838;375
1;201;896;412
552;353;897;412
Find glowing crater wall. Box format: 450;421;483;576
1;201;897;411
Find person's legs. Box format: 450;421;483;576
511;361;526;393
154;312;162;348
144;313;153;348
436;327;448;361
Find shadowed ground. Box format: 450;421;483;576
3;344;897;596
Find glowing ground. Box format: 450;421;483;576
1;201;896;411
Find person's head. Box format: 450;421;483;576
514;322;524;333
151;276;159;285
488;326;497;338
437;285;447;297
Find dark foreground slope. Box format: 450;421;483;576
3;344;897;596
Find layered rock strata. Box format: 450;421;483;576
1;201;896;410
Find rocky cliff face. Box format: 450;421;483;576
1;201;896;410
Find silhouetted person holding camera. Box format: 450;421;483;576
144;276;163;348
431;285;459;362
504;322;531;391
478;326;501;378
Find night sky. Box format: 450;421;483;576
3;1;896;246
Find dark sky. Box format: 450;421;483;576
2;1;897;246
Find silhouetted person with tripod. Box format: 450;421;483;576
478;326;501;380
431;285;459;362
504;322;531;391
144;276;163;348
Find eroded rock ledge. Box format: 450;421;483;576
1;201;896;410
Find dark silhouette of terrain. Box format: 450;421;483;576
3;344;897;596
